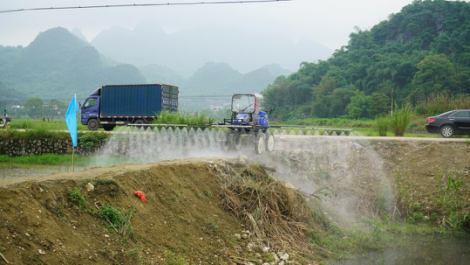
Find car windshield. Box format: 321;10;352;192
232;95;255;113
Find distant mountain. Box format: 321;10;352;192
90;23;331;76
0;27;146;100
0;81;27;102
182;62;242;94
177;62;291;110
0;26;291;111
139;64;186;87
71;28;88;42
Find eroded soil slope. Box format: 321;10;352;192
0;160;246;265
374;141;470;227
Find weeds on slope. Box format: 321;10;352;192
395;169;470;232
98;204;135;236
219;164;320;260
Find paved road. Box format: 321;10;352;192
275;135;469;142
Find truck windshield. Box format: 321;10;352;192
84;98;97;109
232;95;255;113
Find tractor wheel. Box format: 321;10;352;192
265;131;275;152
233;132;242;151
255;133;265;155
88;119;99;131
222;131;231;152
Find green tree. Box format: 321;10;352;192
261;0;470;122
411;54;457;96
24;97;43;118
327;87;355;117
369;92;390;118
346;91;370;119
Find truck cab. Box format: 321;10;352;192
81;90;100;129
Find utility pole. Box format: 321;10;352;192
390;86;394;117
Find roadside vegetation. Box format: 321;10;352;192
154;111;211;125
9;119;88;131
0;154;92;166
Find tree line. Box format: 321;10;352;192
263;0;470;121
2;98;68;119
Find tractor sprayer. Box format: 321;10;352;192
129;93;353;154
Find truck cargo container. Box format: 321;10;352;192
81;84;178;131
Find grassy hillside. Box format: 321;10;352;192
0;27;146;101
0;81;27;102
264;0;470;121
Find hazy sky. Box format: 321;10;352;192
0;0;456;50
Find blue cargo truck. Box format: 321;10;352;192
81;84;179;131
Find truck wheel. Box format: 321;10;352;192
255;133;265;155
134;119;146;129
103;125;115;131
440;125;454;138
265;131;275;152
88;119;99;131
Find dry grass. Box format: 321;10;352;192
219;164;320;260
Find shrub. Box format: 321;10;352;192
78;132;109;151
391;104;412;136
155;111;209;125
374;116;391;136
98;204;134;236
413;213;424;222
67;187;87;209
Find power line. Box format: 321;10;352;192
0;0;293;14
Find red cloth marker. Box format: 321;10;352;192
134;191;146;203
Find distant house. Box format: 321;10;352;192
11;104;23;109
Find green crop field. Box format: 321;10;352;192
9;119;88;131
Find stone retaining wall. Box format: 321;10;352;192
0;136;106;156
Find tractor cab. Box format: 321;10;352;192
230;94;268;127
220;93;274;154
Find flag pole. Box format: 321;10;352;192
66;93;79;173
72;146;75;172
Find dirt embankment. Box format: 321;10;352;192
0;159;317;265
0;160;239;264
264;139;470;230
372;141;470;228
